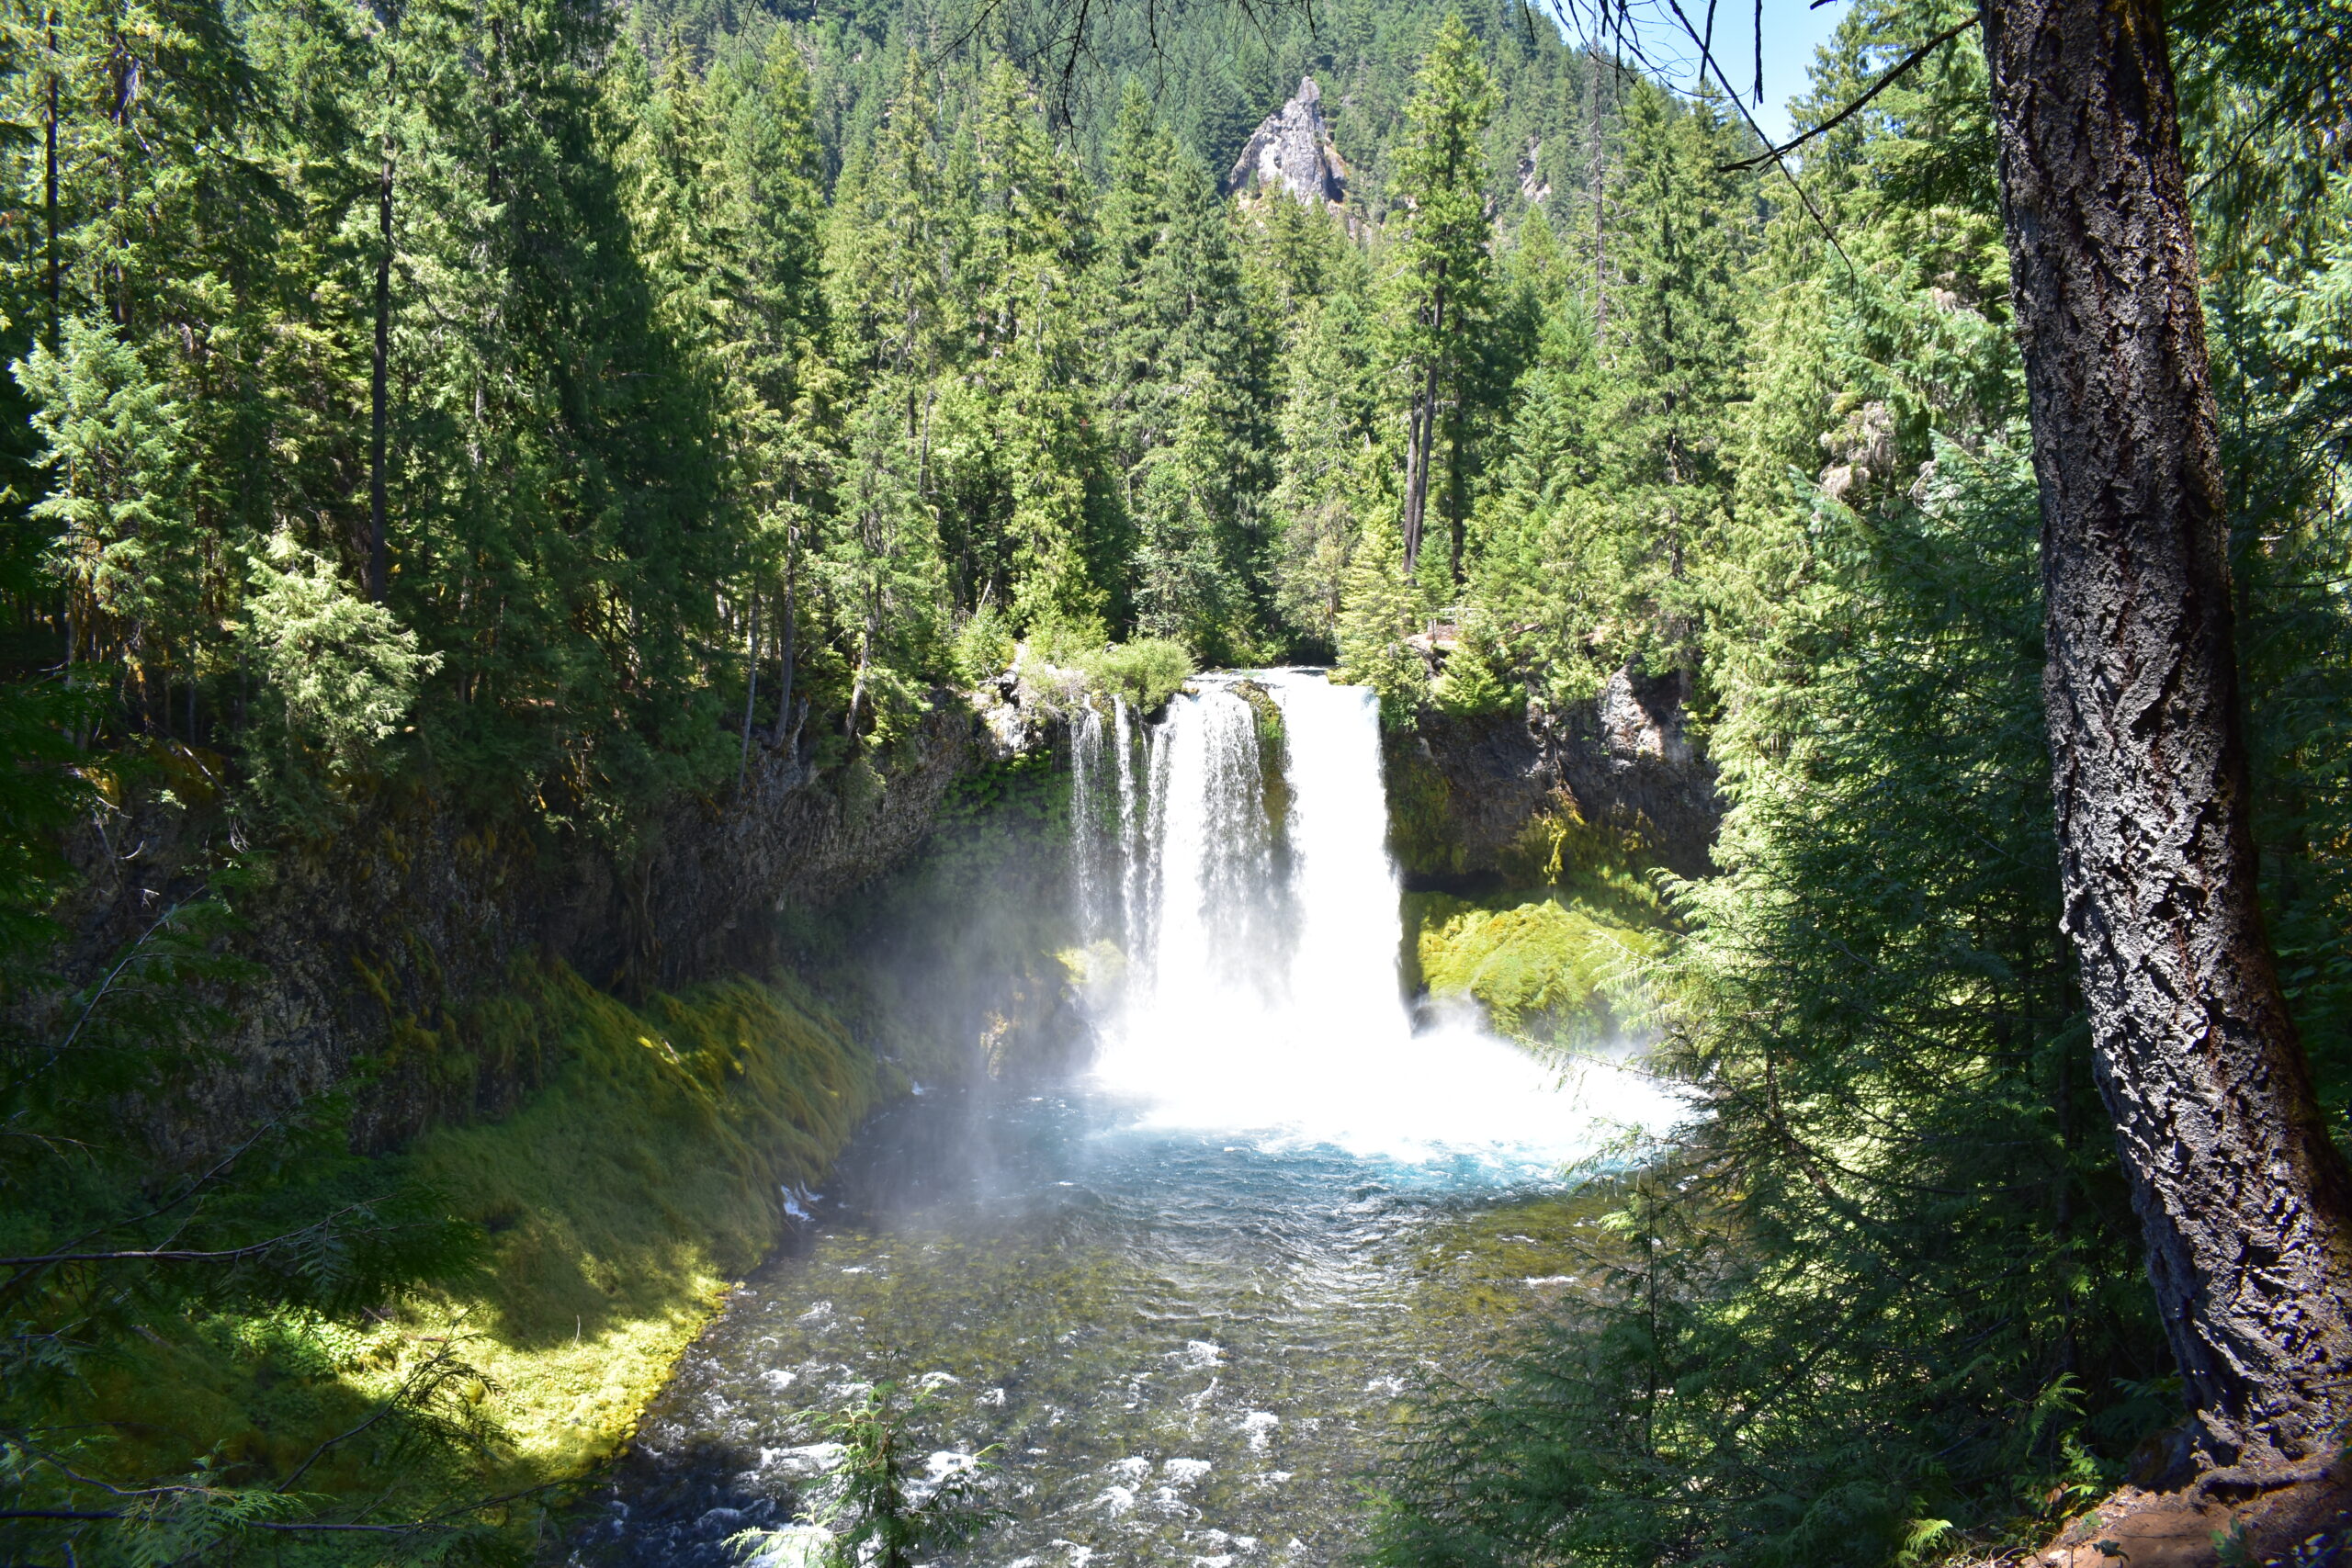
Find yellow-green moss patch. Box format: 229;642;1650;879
71;957;884;1544
1407;891;1667;1048
400;959;885;1476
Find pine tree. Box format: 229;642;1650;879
1270;267;1391;654
829;57;953;384
830;382;943;744
1094;83;1272;657
1334;510;1429;725
1389;12;1495;584
966;62;1109;642
709;36;831;748
17;316;196;696
1592;82;1747;672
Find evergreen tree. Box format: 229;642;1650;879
966;62;1110;641
830;383;943;743
1589;82;1748;675
1270;266;1391;653
1389;12;1495;584
711;36;833;747
1094;83;1272;658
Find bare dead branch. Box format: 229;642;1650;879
1657;0;1855;273
1719;16;1980;171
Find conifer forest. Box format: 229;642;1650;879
5;0;2352;1561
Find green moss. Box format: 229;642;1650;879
1406;890;1667;1049
400;959;883;1476
1494;806;1673;929
74;957;883;1539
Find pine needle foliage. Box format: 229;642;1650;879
1372;440;2165;1568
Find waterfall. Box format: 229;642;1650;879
1069;701;1106;939
1144;688;1275;1009
1277;679;1405;1042
1114;696;1141;962
1082;670;1675;1161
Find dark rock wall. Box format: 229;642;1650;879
1387;669;1723;886
51;705;984;1156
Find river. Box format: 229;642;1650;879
578;671;1678;1567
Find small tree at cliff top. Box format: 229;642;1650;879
1337;513;1431;725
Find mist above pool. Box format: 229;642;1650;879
1080;670;1677;1163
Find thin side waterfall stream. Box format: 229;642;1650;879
587;671;1679;1567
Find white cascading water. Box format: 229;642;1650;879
1076;669;1679;1164
1069;701;1106;940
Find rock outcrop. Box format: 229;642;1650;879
1387;668;1722;887
1227;76;1347;206
49;697;1015;1155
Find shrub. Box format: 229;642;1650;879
1080;637;1193;714
950;604;1018;687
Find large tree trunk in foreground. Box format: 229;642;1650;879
1984;0;2352;1467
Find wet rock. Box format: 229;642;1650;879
1388;667;1721;883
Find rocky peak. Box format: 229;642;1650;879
1517;138;1550;205
1227;76;1347;207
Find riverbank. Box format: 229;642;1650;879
67;960;887;1550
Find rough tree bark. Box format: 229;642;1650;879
770;503;798;750
44;6;59;353
1983;0;2352;1467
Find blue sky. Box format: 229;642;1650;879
1536;0;1851;145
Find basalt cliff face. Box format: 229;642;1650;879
51;705;993;1156
1389;668;1723;886
1227;76;1348;206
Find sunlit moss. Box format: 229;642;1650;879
399;960;884;1477
71;958;883;1540
1408;890;1665;1047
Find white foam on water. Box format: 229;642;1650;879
1080;670;1684;1167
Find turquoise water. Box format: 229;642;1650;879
578;1078;1625;1566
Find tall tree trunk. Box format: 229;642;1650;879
770;512;797;749
737;592;760;789
1588;49;1608;345
1446;401;1466;586
369;139;393;602
1401;391;1430;577
846;595;875;742
1984;0;2352;1468
1402;287;1445;581
44;8;59;353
